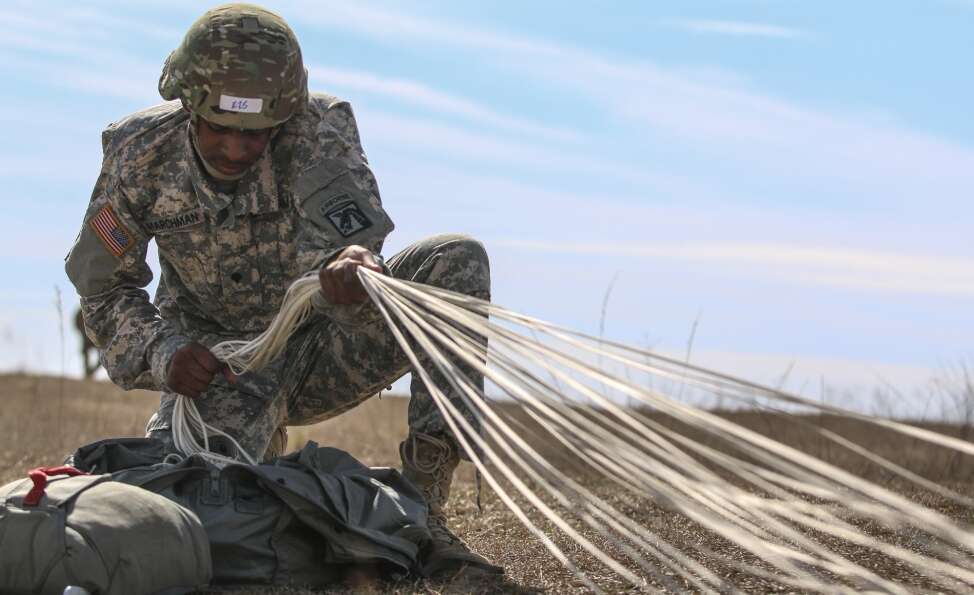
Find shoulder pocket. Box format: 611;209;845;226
293;160;393;242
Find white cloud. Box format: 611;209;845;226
282;1;567;57
0;10;101;42
0;53;159;105
0;4;180;43
687;349;937;411
285;2;974;217
61;7;182;41
0;155;99;183
662;19;810;39
0;8;162;105
309;66;580;142
0;30;164;104
493;239;974;297
0;226;80;262
600;68;974;198
358;108;702;193
0;30;104;59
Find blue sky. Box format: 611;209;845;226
1;1;971;414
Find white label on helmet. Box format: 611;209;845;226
219;95;263;114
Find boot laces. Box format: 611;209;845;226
404;432;454;474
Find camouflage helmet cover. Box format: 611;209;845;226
159;3;308;129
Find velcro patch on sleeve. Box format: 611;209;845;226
324;200;373;237
143;208;204;234
219;95;263;114
89;206;134;257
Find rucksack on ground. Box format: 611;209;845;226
0;466;212;595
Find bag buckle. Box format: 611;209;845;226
199;470;229;506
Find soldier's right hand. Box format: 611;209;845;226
166;342;236;398
318;245;384;305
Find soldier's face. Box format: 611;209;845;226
195;117;273;177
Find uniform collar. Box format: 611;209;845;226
183;122;280;221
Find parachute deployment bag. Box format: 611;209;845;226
71;438;431;587
0;467;212;595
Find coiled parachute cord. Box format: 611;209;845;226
171;273;320;467
171;393;258;467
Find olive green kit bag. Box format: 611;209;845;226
0;466;212;594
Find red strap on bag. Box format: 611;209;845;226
23;466;87;507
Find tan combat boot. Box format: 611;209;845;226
262;425;289;462
400;431;504;578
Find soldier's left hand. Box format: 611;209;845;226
319;245;383;305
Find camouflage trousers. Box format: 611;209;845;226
146;233;490;460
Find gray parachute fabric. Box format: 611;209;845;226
70;437;432;586
0;468;212;595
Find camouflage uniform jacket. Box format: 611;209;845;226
65;93;394;392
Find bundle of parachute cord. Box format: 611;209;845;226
169;269;974;593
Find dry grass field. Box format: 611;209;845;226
2;373;973;593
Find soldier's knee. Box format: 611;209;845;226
433;233;489;266
412;233;489;299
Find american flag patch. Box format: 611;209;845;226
89;206;133;257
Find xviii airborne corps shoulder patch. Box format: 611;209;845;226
323;200;372;237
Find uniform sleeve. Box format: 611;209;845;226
65;171;191;390
293;100;396;325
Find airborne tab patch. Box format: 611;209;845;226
89;206;133;257
323;200;373;237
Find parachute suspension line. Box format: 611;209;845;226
210;272;321;374
171;395;258;467
357;268;974;593
170;272;320;468
164;268;974;591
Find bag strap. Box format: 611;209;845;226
23;466;89;507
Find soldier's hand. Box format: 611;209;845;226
319;245;383;305
167;342;236;398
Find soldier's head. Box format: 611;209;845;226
159;3;307;178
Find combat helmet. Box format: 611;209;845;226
159;3;308;129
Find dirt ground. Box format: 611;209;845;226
2;374;972;594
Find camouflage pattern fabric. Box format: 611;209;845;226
159;3;308;130
65;95;488;460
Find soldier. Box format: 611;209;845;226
64;3;500;578
74;308;99;379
